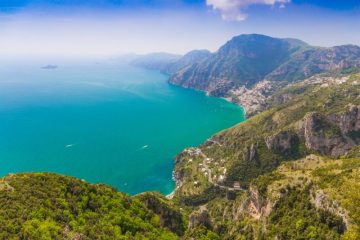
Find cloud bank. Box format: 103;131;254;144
206;0;290;21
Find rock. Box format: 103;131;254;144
246;186;272;220
310;189;349;231
243;143;257;163
326;105;360;139
265;131;299;154
299;112;356;157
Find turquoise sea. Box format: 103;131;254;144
0;59;245;195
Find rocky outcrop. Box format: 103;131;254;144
327;105;360;139
310;189;349;230
265;131;299;154
246;186;272;220
243;143;257;163
299;111;358;157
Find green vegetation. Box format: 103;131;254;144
0;173;178;240
183;226;220;240
312;158;360;237
170;72;359;239
268;187;344;239
194;73;359;188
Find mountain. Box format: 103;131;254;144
165;49;211;74
131;50;211;75
131;52;182;73
171;34;308;89
168;34;360;116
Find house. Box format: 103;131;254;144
233;181;241;190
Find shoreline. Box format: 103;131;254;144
164;80;247;198
166;190;175;199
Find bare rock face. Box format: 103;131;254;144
246;186;272;220
243;143;257;163
327;105;360;140
310;189;349;231
265;131;299;154
299;111;357;157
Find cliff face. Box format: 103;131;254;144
299;110;359;157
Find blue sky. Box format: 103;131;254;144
0;0;359;57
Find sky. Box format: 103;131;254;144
0;0;359;57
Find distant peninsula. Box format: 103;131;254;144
41;64;58;70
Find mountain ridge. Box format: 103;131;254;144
133;34;360;117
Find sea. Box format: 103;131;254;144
0;58;245;195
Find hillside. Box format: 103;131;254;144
171;72;360;239
0;173;183;240
174;73;359;192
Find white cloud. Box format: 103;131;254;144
206;0;290;21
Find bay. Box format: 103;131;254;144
0;59;245;195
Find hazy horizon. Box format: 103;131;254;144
0;0;359;58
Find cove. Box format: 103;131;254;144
0;59;245;195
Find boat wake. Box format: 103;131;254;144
65;144;76;148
